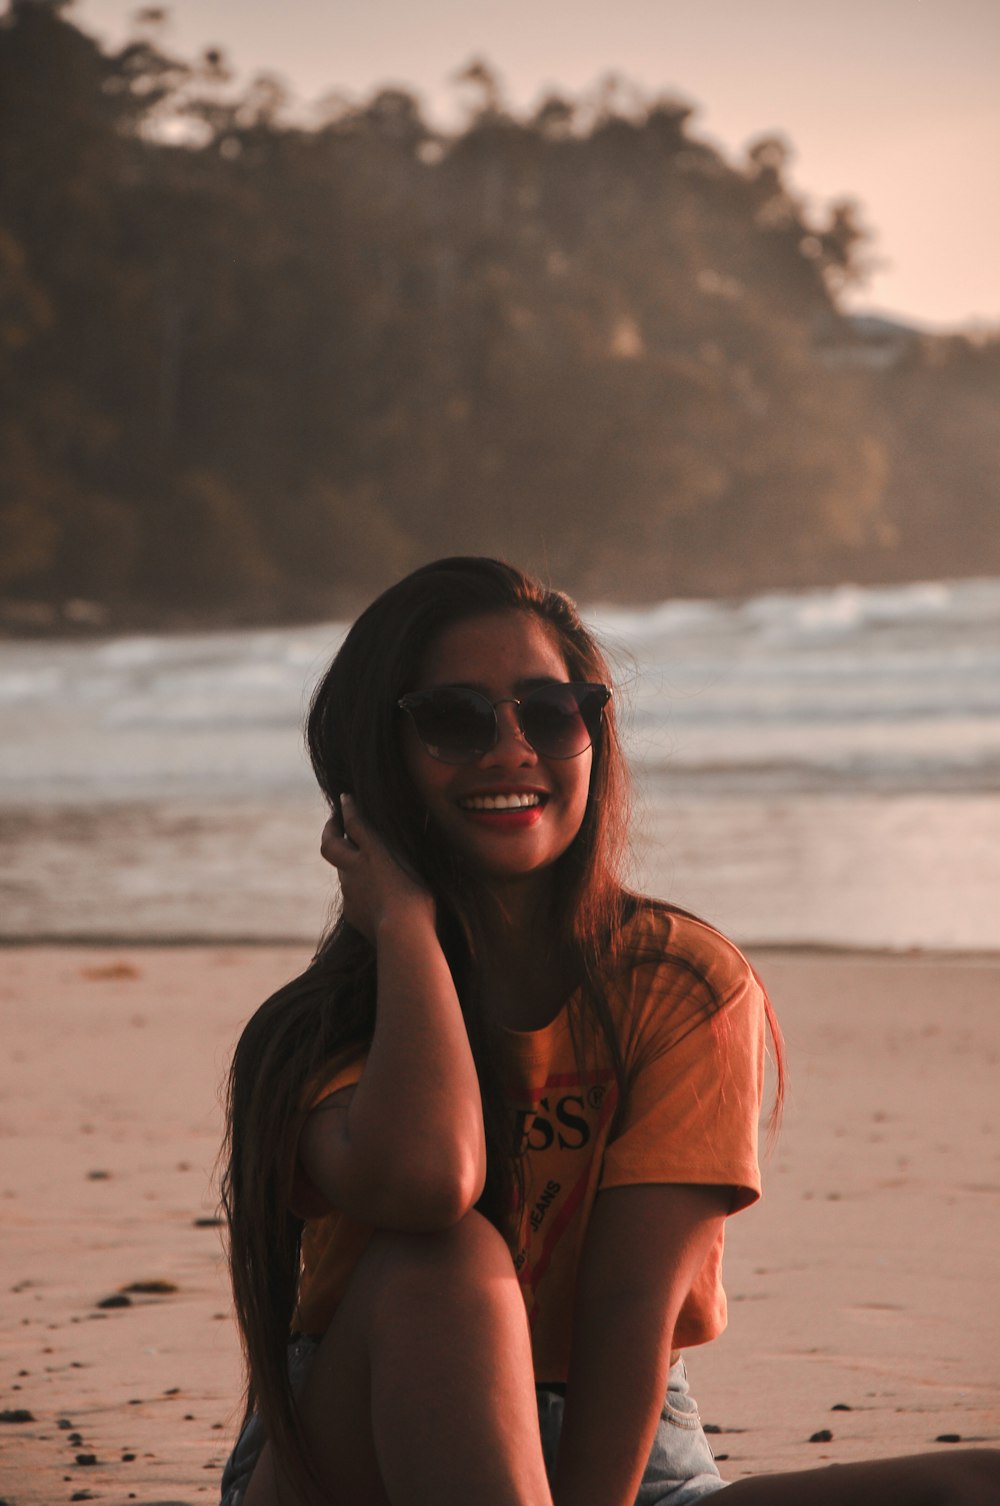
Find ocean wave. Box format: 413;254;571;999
2;576;999;802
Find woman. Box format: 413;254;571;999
221;557;998;1506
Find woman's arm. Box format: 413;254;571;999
298;796;487;1230
552;1182;729;1506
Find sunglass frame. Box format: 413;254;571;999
397;681;611;765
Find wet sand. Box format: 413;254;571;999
1;945;998;1503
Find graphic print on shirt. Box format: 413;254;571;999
511;1067;619;1327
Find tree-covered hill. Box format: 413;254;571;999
2;0;998;633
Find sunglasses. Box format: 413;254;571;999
397;682;611;766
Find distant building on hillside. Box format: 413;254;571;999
815;312;921;370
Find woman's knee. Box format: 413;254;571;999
358;1209;518;1317
946;1449;1000;1505
374;1207;514;1278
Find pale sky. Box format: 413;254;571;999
66;0;1000;330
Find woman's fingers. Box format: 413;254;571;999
339;793;364;846
320;802;360;868
320;814;346;867
320;796;433;939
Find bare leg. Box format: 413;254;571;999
243;1209;553;1506
723;1448;1000;1506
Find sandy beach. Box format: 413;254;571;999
1;944;998;1504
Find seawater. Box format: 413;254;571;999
2;577;999;949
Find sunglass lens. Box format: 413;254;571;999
409;689;495;764
522;684;603;758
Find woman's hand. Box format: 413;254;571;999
320;794;433;942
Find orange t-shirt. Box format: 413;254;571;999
292;907;765;1381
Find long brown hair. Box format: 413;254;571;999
220;556;784;1485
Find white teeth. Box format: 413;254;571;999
460;793;542;811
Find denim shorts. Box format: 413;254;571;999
220;1335;317;1506
220;1340;727;1506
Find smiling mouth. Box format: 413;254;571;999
458;792;544;811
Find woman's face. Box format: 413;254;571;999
402;610;593;889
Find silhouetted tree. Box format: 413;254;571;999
1;4;995;632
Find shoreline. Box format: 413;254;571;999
3;934;1000;962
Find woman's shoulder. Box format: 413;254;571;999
618;895;761;1008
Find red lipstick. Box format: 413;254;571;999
461;805;544;830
